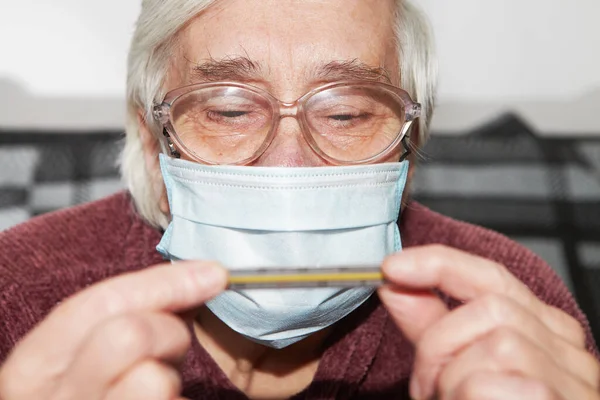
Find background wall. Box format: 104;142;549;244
1;0;599;343
0;0;138;129
0;0;599;133
419;0;600;134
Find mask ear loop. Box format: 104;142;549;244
398;136;411;162
163;128;181;159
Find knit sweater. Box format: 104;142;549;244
0;192;597;399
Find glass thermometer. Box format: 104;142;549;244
227;265;384;289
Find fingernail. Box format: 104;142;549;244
191;262;228;291
384;253;415;274
382;255;401;276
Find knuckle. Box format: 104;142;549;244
453;374;486;400
0;368;20;398
419;245;450;271
157;314;192;352
478;294;514;323
526;380;557;400
131;362;181;398
583;351;600;385
542;305;587;348
485;327;525;363
555;308;586;345
488;262;511;293
0;355;40;398
424;244;450;263
592;358;600;384
164;313;191;338
424;244;450;254
72;284;130;317
571;325;586;347
454;373;556;400
101;314;153;355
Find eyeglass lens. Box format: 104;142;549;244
169;85;406;164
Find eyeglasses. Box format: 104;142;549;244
153;81;421;165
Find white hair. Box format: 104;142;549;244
120;0;438;228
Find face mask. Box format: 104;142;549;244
157;154;409;349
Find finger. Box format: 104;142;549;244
448;371;561;400
543;305;587;348
411;294;600;395
377;286;448;343
433;328;594;400
58;312;190;400
104;360;182;400
382;245;583;347
9;261;226;373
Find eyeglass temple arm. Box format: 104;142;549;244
398;136;412;162
163;128;181;158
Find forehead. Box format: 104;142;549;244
171;0;399;91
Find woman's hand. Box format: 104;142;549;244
0;261;228;400
378;245;600;400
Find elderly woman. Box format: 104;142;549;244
0;0;598;399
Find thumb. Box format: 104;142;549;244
18;261;228;360
377;286;448;343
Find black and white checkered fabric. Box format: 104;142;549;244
412;115;600;342
0;132;123;230
1;114;599;343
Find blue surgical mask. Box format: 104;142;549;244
157;154;409;349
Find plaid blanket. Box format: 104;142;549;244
1;113;599;342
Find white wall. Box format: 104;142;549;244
419;0;600;134
0;0;599;133
0;0;138;97
0;0;139;129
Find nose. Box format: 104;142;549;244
251;116;327;167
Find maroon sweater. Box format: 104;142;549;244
0;192;597;399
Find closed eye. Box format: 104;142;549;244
211;110;249;118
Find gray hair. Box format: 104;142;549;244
120;0;437;228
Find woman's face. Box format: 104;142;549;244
164;0;402;167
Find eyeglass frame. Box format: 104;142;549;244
152;80;421;165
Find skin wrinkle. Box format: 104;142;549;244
173;1;398;98
160;1;404;396
159;2;410;206
157;1;404;395
167;1;401;169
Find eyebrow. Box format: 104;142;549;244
190;56;262;83
189;57;392;84
315;59;392;84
